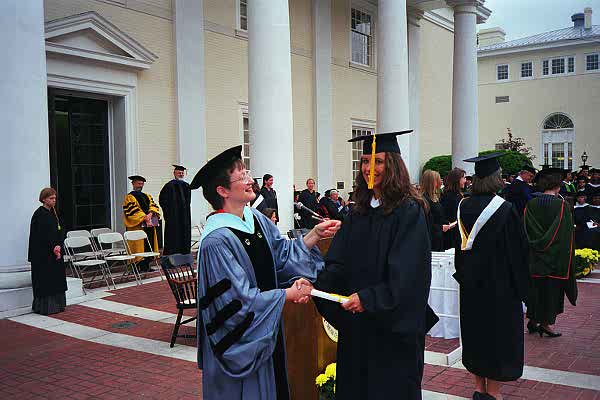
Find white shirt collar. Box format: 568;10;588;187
370;197;381;208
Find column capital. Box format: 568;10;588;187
446;0;491;23
407;7;424;27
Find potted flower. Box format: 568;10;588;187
315;362;336;400
574;248;600;279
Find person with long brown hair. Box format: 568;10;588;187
441;167;466;249
421;170;451;251
311;131;437;400
28;188;67;315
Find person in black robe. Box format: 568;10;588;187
28;188;67;315
259;174;278;221
421;170;449;252
311;131;437;400
159;165;192;255
441;167;465;250
524;168;577;339
582;187;600;251
297;178;320;228
574;190;592;249
502;165;536;217
454;153;530;400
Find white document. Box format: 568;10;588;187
311;289;349;304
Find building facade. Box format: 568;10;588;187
478;8;599;171
1;0;491;312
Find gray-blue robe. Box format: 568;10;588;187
197;208;323;400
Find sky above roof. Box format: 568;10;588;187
479;0;600;41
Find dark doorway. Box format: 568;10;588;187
48;90;111;232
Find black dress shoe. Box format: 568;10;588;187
527;321;539;334
539;326;562;337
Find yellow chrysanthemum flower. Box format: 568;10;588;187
315;374;328;387
325;363;336;378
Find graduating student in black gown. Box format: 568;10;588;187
28;188;67;315
421;169;450;251
159;165;192;255
312;131;437;400
440;167;465;250
454;153;530;400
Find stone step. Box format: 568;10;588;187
0;277;83;313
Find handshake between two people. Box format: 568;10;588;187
284;278;365;313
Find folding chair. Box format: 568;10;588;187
161;254;197;347
123;230;163;280
65;230;97;261
97;232;141;285
64;236;115;292
90;228;122;256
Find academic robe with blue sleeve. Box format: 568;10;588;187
196;207;323;400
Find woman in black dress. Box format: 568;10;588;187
421;170;450;251
259;174;278;219
441;167;466;249
28;188;67;315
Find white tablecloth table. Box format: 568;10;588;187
427;250;460;339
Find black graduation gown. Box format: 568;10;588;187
314;200;432;400
454;195;529;382
440;191;462;250
28;207;67;298
297;189;319;229
227;217;289;400
159;179;192;255
583;206;600;250
574;205;592;249
424;194;447;252
503;178;533;217
319;197;341;220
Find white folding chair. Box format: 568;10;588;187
65;230;98;261
97;232;141;285
91;228;125;257
123;230;163;280
64;236;115;292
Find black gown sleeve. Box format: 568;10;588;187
313;216;352;330
504;205;530;303
357;203;432;335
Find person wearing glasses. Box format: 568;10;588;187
190;145;341;400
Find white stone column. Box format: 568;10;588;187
174;0;208;225
449;1;480;174
408;8;424;183
377;0;411;170
248;0;295;232
313;0;333;194
0;0;49;309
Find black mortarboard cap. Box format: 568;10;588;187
539;163;553;170
190;145;243;190
463;152;504;178
579;165;590;170
521;165;537;174
172;164;186;171
535;167;566;182
347;130;413;155
590;168;600;174
128;175;146;182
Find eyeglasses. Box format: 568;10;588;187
230;170;254;184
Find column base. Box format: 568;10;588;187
0;263;84;313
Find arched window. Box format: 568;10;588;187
543;113;574;130
541;113;575;169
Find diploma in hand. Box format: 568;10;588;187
310;289;349;304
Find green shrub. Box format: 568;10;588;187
422;150;533;177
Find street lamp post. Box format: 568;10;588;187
581;151;588;166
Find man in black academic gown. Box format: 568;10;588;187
455;153;530;400
159;165;192;255
502;164;536;217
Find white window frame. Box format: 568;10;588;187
496;63;509;81
239;103;250;170
541;55;576;77
585;52;600;73
351;119;375;181
236;0;248;38
540;114;575;170
520;61;533;80
349;1;377;71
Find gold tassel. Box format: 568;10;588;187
368;135;376;189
